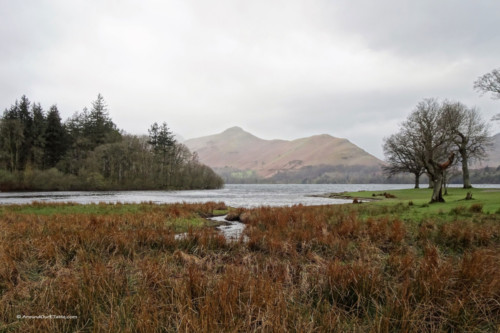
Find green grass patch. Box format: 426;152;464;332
346;187;500;224
167;217;207;233
213;209;229;216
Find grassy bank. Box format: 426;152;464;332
343;187;500;223
0;197;499;332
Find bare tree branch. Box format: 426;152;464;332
474;68;500;98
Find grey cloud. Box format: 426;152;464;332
325;1;500;60
1;0;499;160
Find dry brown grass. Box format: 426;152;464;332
0;202;499;332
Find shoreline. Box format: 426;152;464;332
308;192;383;202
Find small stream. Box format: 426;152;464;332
175;215;246;241
210;215;246;241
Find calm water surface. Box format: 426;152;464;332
0;184;498;208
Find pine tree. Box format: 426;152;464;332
84;94;121;149
44;105;68;168
31;103;46;168
0;96;34;171
17;95;34;169
147;122;177;187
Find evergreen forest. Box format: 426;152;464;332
0;95;224;191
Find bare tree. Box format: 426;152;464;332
383;131;425;188
404;98;457;203
387;98;492;201
474;68;500;120
441;101;492;188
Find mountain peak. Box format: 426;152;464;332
223;126;245;133
219;126;260;141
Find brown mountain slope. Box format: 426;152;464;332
184;127;383;178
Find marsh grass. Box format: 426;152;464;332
0;200;145;215
0;201;499;332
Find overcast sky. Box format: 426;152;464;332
1;0;499;159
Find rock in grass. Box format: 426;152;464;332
225;212;239;221
225;208;250;222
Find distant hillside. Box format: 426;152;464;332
482;133;500;167
185;127;385;183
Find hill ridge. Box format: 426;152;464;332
185;127;383;179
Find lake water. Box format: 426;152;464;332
0;184;498;207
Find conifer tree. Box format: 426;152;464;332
31;103;46;168
44;105;67;168
85;94;121;148
17;95;34;169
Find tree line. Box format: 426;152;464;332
0;94;223;191
383;67;499;203
449;165;500;184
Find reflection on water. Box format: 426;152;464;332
0;184;498;208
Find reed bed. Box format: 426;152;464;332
0;202;499;332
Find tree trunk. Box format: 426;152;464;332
444;171;448;195
429;152;455;203
428;179;434;189
430;173;445;203
461;154;472;189
414;173;420;189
